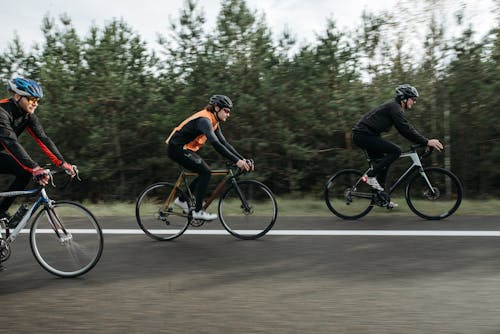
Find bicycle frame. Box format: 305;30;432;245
0;187;49;242
164;168;240;212
361;149;436;196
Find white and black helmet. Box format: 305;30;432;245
395;84;419;101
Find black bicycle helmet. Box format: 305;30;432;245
209;95;233;109
395;84;419;101
7;77;44;98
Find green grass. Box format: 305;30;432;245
81;197;500;217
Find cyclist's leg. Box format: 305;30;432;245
0;153;31;214
353;133;400;187
167;145;211;211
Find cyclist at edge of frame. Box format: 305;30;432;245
0;77;77;227
166;94;254;221
351;84;444;208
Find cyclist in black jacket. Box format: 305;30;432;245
0;78;76;226
352;84;443;205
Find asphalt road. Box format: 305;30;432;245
2;215;500;334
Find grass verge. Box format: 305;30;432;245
81;197;500;217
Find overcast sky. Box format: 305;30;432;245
0;0;496;51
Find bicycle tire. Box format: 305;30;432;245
324;169;374;220
218;180;277;240
30;201;103;278
406;167;463;220
135;182;190;241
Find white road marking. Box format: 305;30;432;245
6;229;500;237
104;229;500;236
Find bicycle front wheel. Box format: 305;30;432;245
324;169;374;220
218;180;277;240
135;182;190;241
406;167;463;220
30;201;103;278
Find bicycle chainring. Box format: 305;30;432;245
190;219;205;227
374;191;390;208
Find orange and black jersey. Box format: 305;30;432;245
0;98;65;173
166;109;243;163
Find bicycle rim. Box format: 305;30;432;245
324;169;373;220
30;201;103;278
135;182;190;241
218;180;277;240
406;167;463;220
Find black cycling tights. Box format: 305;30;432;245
167;145;211;211
352;132;401;187
0;153;32;213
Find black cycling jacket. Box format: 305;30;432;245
352;99;428;145
0;98;65;172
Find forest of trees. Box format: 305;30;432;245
0;0;498;201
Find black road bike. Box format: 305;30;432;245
325;144;463;220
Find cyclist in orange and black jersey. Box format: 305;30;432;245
0;78;76;223
166;95;253;221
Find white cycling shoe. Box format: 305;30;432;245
192;210;218;221
362;175;384;191
174;197;189;213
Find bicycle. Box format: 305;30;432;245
0;168;103;277
135;162;278;241
324;144;463;220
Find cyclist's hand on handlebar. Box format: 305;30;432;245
61;162;77;178
246;159;255;171
32;167;50;186
236;159;252;172
427;139;443;152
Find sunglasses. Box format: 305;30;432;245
25;96;40;104
222;107;231;114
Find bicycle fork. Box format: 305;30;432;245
45;208;72;243
230;179;252;213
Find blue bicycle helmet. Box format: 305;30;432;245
7;77;44;98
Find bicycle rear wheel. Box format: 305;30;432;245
324;169;373;220
218;180;277;240
406;167;463;220
135;182;190;241
30;201;103;278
